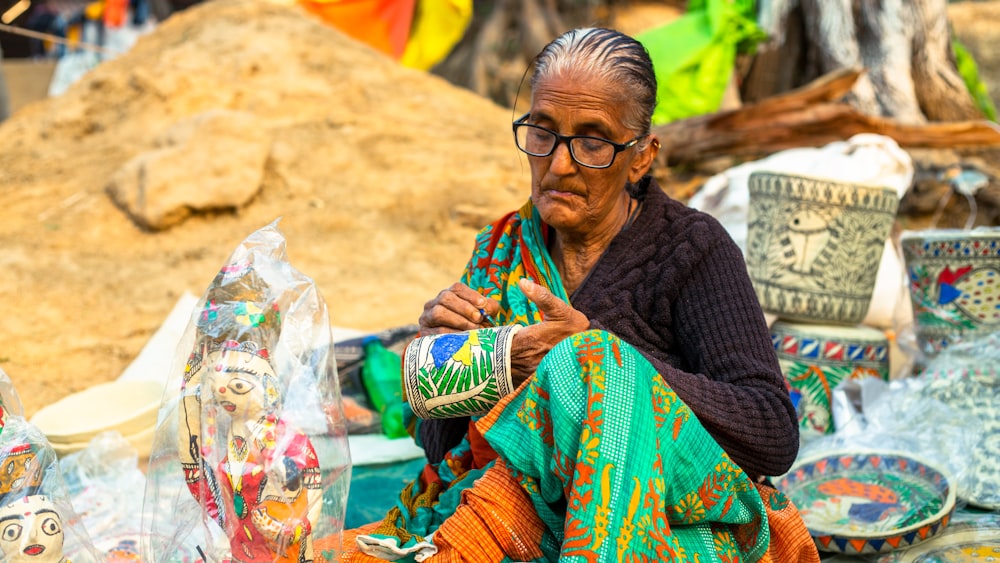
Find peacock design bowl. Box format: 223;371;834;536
900;228;1000;359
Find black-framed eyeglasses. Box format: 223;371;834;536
512;113;644;169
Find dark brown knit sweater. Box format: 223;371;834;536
420;177;799;479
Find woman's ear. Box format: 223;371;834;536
628;135;660;183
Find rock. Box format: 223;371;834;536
106;110;271;230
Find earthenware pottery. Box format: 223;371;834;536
49;424;157;459
774;450;956;555
876;512;1000;562
403;324;522;419
899;228;1000;359
771;321;890;441
746;172;900;324
920;368;1000;510
0;495;68;562
30;379;163;445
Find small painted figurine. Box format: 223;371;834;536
179;337;322;563
0;495;70;563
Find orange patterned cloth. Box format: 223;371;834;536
755;484;821;563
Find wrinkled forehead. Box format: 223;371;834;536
530;71;633;129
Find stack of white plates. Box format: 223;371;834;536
30;380;164;458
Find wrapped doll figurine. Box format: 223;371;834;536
0;372;99;562
179;336;322;562
145;221;350;563
0;494;70;563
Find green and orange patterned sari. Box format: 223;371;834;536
337;201;810;562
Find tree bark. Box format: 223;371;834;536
0;43;9;123
747;0;983;123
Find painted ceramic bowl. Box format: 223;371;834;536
747;171;899;325
899;228;1000;359
775;450;956;555
771;321;889;440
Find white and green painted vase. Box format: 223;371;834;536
747;172;899;325
403;324;521;419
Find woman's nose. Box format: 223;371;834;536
548;139;577;175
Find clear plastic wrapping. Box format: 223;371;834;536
781;335;1000;559
0;369;101;562
141;221;352;563
911;334;1000;511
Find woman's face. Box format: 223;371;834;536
526;71;656;238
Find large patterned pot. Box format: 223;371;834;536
771;321;890;442
900;228;1000;359
747;172;900;324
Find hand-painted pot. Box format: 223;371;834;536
403;324;521;419
899;228;1000;359
771;321;890;441
747;172;900;324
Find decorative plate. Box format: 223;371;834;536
774;451;956;555
877;513;1000;562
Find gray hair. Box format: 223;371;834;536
530;28;658;137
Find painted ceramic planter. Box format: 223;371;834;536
899;228;1000;358
771;321;890;440
747;172;899;325
403;324;521;419
775;451;956;555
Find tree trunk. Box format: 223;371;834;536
432;0;649;109
746;0;984;123
0;54;8;123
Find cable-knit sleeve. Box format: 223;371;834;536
645;223;798;478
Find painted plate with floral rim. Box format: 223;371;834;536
774;450;957;555
877;511;1000;562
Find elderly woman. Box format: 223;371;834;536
343;28;815;563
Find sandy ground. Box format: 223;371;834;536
0;0;528;417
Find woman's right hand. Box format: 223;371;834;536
418;282;500;335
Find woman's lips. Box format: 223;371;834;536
23;545;45;555
221;403;236;412
541;188;581;199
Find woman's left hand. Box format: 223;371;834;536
510;278;590;386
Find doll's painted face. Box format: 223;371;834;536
208;346;278;420
0;495;66;562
